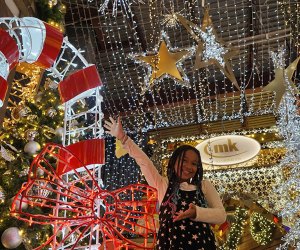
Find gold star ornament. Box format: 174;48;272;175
263;54;300;108
132;32;193;93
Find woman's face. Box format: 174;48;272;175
174;150;199;182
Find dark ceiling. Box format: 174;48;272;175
62;0;299;133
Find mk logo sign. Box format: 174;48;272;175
196;135;261;165
204;139;238;155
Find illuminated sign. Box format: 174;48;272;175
196;135;261;165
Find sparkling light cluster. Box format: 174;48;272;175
270;47;286;69
205;165;284;213
250;212;275;245
93;0;145;17
161;4;183;28
220;207;248;250
198;27;228;66
276;89;300;249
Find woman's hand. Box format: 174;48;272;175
173;203;197;222
104;117;126;140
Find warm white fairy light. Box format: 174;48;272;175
270;47;286;69
250;212;276;246
162;13;181;28
161;4;184;29
61;0;296;133
206;164;284;213
96;0;145;17
197;27;228;66
220;207;248;250
159;126;279;146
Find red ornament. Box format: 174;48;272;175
273;215;279;224
11;143;158;250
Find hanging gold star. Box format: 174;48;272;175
132;32;193;93
176;8;240;90
263;56;300;108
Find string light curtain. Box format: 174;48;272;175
62;0;299;132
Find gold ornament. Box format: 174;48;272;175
11;105;31;120
24;141;41;155
46;107;57;118
0;145;15;162
176;8;240;90
115;139;128;158
25;129;39;141
44;78;58;90
34;92;43;103
133;32;193;92
263;56;300;108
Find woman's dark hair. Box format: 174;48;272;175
163;145;205;213
167;145;203;186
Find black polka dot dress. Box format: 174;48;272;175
156;185;217;250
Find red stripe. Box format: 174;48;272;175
58;65;102;103
57;139;105;175
0;28;19;70
0;76;8;105
35;23;63;68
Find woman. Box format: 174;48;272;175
104;117;226;250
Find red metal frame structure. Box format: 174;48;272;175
11;143;158;249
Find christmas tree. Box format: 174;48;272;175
276;90;300;250
0;63;64;249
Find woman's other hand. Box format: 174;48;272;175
173;203;197;222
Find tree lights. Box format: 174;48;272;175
250;212;275;245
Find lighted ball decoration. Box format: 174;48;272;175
12;194;28;210
46;107;57;118
24;140;41;155
54;127;64;136
1;227;23;249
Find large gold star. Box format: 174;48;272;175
263;56;300;108
133;34;192;92
176;8;240;90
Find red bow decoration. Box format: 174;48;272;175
11;143;158;249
